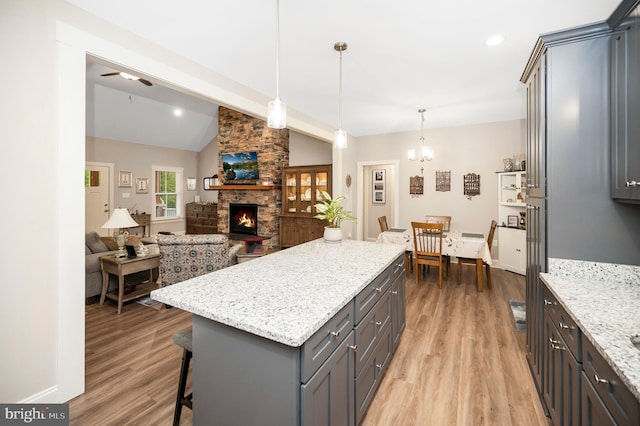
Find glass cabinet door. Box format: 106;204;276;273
284;171;298;214
300;172;313;215
314;171;329;214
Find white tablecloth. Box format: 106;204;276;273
377;229;492;265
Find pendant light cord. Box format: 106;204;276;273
275;0;280;99
338;49;343;129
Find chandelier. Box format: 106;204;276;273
408;108;433;162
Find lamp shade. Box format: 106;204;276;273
102;208;138;229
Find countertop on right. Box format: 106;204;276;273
541;258;640;401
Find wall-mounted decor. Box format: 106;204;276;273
119;171;132;188
222;151;259;184
410;175;424;196
435;170;451;192
372;169;385;204
345;174;352;188
507;215;519;228
463;173;480;197
135;178;148;194
187;177;196;191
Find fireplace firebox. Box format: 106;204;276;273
229;203;258;236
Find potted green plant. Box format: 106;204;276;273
314;190;356;243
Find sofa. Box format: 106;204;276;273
85;232;158;301
157;234;242;286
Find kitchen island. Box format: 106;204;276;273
151;238;407;425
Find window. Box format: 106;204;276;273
152;166;183;220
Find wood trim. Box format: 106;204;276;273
209;185;281;190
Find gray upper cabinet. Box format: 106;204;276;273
611;2;640;203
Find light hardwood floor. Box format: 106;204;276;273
70;265;550;425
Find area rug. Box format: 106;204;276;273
509;300;526;332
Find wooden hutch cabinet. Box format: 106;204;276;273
185;202;218;234
280;165;332;248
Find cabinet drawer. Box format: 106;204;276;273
354;291;392;376
355;325;393;425
390;254;405;281
582;337;639;426
301;301;354;383
543;287;581;361
354;265;392;324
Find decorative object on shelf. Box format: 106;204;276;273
519;211;526;229
372;169;386;204
507;215;519;228
314;190;356;243
187;177;196;191
463;173;480;198
408;108;434;162
267;0;286;129
435;170;451;192
345;174;351;188
503;158;513;172
203;176;214;190
333;42;348;149
101;208;139;259
119;171;132;188
410;175;424;196
135;177;148;194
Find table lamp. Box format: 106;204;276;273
102;208;139;259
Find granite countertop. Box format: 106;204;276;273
542;258;640;400
151;239;405;347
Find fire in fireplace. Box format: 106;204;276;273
229;203;258;236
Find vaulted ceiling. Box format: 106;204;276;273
77;0;620;151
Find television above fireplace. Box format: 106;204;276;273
222;151;259;184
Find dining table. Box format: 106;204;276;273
376;228;492;292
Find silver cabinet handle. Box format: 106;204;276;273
626;181;638;187
548;337;560;345
330;331;340;338
346;344;357;351
544;299;553;306
391;290;398;295
594;374;609;384
375;363;382;370
375;321;382;326
550;343;565;351
558;322;572;330
374;287;382;292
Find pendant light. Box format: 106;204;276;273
408;108;433;161
334;42;348;149
267;0;286;129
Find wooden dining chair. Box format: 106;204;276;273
457;220;497;288
379;215;413;274
424;215;451;232
411;221;447;288
425;215;452;273
378;216;389;232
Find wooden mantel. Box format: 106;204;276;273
208;185;281;191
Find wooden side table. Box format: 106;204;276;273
99;254;160;314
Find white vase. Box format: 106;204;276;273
323;226;343;243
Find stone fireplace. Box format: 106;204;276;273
214;107;289;249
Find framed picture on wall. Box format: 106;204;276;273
507;215;519;228
135;178;148;194
187;177;196;191
119;171;132;188
373;169;385;204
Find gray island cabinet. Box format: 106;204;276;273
151;239;407;425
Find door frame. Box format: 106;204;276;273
356;160;400;242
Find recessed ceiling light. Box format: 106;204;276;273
173;108;183;117
486;34;505;46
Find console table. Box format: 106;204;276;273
99;254;160;314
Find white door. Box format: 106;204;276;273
85;164;111;235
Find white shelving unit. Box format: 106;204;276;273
497;171;526;275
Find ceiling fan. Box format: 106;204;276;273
100;71;152;86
